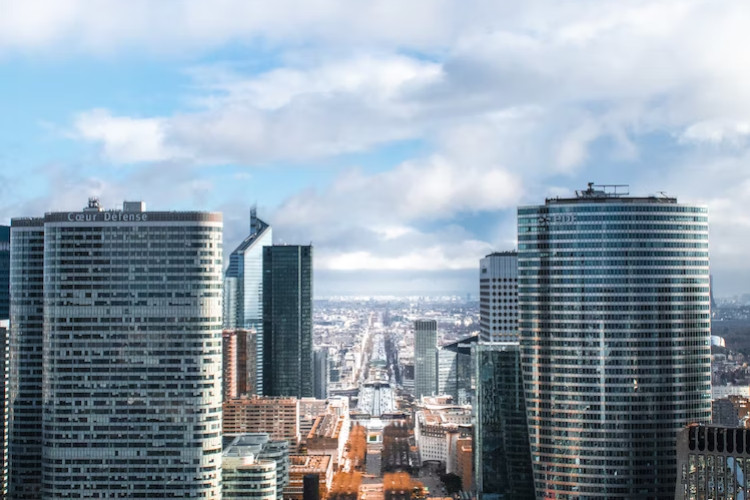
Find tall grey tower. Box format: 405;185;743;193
224;208;273;395
414;320;437;400
479;252;518;342
262;245;313;398
518;183;712;498
9;200;223;499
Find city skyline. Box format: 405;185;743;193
2;2;750;297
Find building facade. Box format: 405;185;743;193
223;437;278;500
222;433;290;499
479;252;518;343
224;208;273;395
262;245;313;398
313;347;329;400
518;184;713;498
223;328;257;400
414;320;437;400
9;200;223;498
473;342;534;499
223;396;301;445
436;335;476;405
675;424;750;499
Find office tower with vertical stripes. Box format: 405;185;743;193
9;199;224;498
414;320;437;400
518;184;712;498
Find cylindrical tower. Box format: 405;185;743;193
518;184;712;498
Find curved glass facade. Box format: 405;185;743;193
518;196;712;498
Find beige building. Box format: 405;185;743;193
224;396;301;445
283;455;333;500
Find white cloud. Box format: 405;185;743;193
679;119;750;146
73;109;178;163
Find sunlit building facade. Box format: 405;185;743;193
9;200;224;498
518;184;712;498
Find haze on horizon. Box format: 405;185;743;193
2;0;749;297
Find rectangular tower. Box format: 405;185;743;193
262;245;313;398
414;320;437;400
518;183;712;498
9;200;223;498
479;252;518;343
224;209;272;395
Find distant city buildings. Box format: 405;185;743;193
519;184;712;497
473;342;534;499
224;208;273;394
9;200;223;497
263;245;314;398
479;251;518;342
414;320;437;399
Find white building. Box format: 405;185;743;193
479;252;518;342
414;400;471;473
223;436;278;500
9;200;223;498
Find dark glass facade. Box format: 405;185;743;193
262;245;313;398
518;192;712;498
473;343;534;500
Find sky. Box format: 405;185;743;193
2;0;750;297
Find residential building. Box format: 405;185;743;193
284;455;332;500
414;402;471;471
479;252;518;342
223;395;301;445
9;200;223;498
263;245;313;398
414;320;437;400
473;342;533;499
519;183;712;498
456;437;473;493
224;208;273;395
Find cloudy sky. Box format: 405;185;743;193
2;0;749;297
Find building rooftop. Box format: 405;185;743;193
544;182;677;205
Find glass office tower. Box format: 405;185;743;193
262;245;313;398
9;200;224;498
518;184;712;498
414;320;437;400
224;208;272;395
473;342;534;500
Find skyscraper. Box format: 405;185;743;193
262;245;313;398
225;208;273;395
9;200;223;498
313;347;329;400
436;335;476;405
473;342;534;499
223;329;257;400
518;183;712;498
414;320;437;400
479;252;518;343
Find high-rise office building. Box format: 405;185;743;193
223;328;257;400
313;347;329;400
225;208;273;395
414;320;437;400
8;218;44;499
0;225;11;498
9;200;224;498
518;183;712;498
473;342;534;499
479;252;518;343
262;245;313;398
436;335;476;405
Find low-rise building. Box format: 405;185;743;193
414;401;471;473
224;396;301;445
284;455;332;500
223;437;277;500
